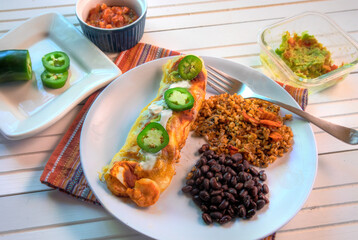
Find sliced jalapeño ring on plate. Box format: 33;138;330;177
42;51;70;73
41;70;68;89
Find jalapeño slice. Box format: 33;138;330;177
42;51;70;73
41;70;68;89
137;122;169;153
178;55;202;80
164;87;194;111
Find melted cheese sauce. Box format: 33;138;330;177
139;80;191;171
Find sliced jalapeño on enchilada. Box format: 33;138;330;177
137;122;170;153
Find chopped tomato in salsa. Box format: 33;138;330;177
86;3;139;29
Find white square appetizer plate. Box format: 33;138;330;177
0;12;121;140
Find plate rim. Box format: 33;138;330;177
0;12;121;140
80;55;318;239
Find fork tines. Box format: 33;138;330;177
206;65;242;95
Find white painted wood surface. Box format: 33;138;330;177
0;0;357;239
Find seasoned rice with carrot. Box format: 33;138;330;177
192;93;293;167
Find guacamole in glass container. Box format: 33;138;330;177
275;31;338;79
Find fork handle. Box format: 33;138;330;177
251;97;358;145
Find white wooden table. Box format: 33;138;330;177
1;0;358;239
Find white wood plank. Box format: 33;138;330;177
0;135;61;157
147;0;316;18
315;131;358;154
0;170;50;196
0;152;50;173
306;99;358;118
277;222;358;240
310;114;358;134
304;184;358;209
314;150;358;189
146;0;358;32
280;202;358;231
0;219;140;240
0;191;110;233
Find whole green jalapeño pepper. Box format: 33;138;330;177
0;49;32;83
164;87;195;111
178;55;202;80
137;122;169;153
42;51;70;73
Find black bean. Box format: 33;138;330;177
231;153;243;162
190;188;199;196
228;188;237;196
225;159;233;166
210;189;222;196
210;211;223;220
182;185;192;193
249;167;259;176
228;167;237;176
221;165;227;174
253;177;260;185
244;179;255;189
209;205;218;211
199;190;210;201
222;184;228;191
207;159;217;166
211;195;222;205
237;164;244;172
237;205;246;218
239;189;248;198
219;200;229;210
259;171;267;181
195;177;203;186
206;171;214;178
224;192;235;203
245;173;252;181
250;186;258;197
262;184;269;194
256;200;265;210
219;215;232;224
210;177;221;190
259;192;270;203
249;200;257;210
227;205;235;217
203;178;210;190
201;165;210;173
186;179;194;186
223;172;232;182
238;172;245;182
193;195;201;206
211;164;221;173
204;150;214;157
193;168;202;179
200;204;208;212
243;160;249;170
199;144;210;154
246;209;256;219
215;172;223;181
230;176;237;186
235;182;244;191
202;213;213;224
243;195;251;208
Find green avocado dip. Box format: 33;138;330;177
275;31;338;79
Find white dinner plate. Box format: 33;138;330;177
0;12;121;140
80;56;317;240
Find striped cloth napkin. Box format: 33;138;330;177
40;43;308;239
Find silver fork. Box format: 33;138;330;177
206;65;358;145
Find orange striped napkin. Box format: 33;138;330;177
40;43;307;239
